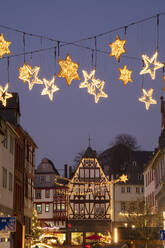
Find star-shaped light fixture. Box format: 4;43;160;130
0;83;12;107
27;66;43;90
19;63;33;83
41;76;59;101
58;54;80;86
90;79;108;103
118;65;133;85
79;69;96;93
139;88;157;110
140;51;164;80
0;34;11;58
119;174;128;183
109;35;126;62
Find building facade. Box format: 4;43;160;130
67;146;111;245
0;117;18;248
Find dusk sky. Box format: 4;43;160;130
0;1;165;171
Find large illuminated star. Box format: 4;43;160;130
58;54;80;86
140;51;164;80
90;80;108;103
0;83;12;107
19;63;33;83
0;34;11;58
41;76;59;101
120;174;128;183
139;88;157;110
27;66;43;90
109;35;126;62
79;69;96;93
118;65;133;86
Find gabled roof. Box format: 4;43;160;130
82;146;97;158
35;158;59;175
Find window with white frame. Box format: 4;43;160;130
36;204;42;214
45;204;50;212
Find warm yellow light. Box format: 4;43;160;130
58;54;80;86
114;227;118;243
119;174;128;183
31;243;53;248
79;69;96;94
132;225;135;229
27;66;43;90
140;51;164;80
90;80;108;103
41;76;59;101
0;34;11;58
139;88;157;110
118;65;133;86
124;223;128;227
19;63;43;90
79;69;108;103
0;83;12;107
109;35;126;62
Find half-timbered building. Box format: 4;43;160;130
67;146;111;245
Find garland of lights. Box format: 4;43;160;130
0;13;165;108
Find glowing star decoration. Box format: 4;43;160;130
119;174;128;183
58;54;80;86
140;51;164;80
90;79;108;103
109;35;126;61
41;76;59;101
0;34;11;58
118;65;133;86
0;83;12;107
19;63;33;83
79;69;96;94
27;66;43;90
139;88;157;110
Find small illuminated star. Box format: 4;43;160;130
140;51;164;80
139;88;157;110
120;174;128;183
79;69;96;93
109;35;126;62
19;63;33;83
58;54;80;86
0;83;12;107
90;80;108;103
27;66;43;90
41;76;59;101
0;34;11;58
118;65;133;86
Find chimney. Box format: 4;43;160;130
161;96;165;133
64;164;68;178
69;166;72;179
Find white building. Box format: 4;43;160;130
0;117;18;248
143;160;156;212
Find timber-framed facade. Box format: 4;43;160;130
67;146;111;245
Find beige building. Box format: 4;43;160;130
0;117;18;248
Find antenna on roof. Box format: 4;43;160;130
88;134;91;147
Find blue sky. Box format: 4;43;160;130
0;0;165;171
